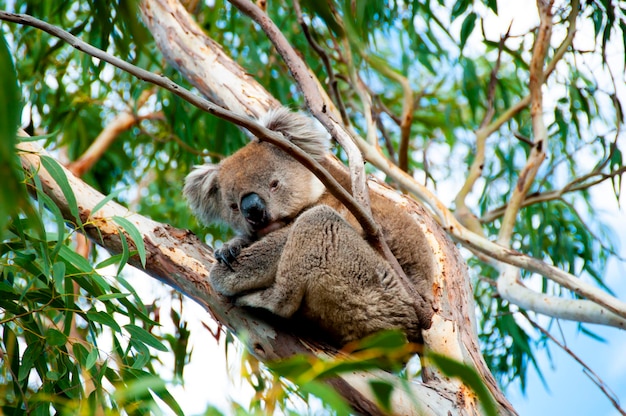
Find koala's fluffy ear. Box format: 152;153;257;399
183;164;223;226
260;107;329;161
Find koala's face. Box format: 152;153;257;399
217;142;325;236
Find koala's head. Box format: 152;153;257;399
184;108;329;237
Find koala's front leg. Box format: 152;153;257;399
237;205;339;319
210;226;289;297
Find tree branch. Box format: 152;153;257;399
475;0;579;141
497;0;553;246
292;0;349;125
498;265;626;329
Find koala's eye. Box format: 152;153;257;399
269;180;280;191
229;203;239;212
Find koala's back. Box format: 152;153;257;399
318;160;435;307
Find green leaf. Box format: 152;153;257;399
96;292;131;301
95;253;126;269
299;381;352;415
91;188;125;217
87;310;122;332
46;370;60;381
124;324;168;352
45;328;68;347
150;381;185;416
3;326;20;379
369;380;394;412
86;347;98;370
352;329;408;351
52;261;66;294
113;216;146;268
39;155;81;226
116;229;131;276
451;0;470;20
460;12;477;51
58;244;93;274
428;353;498;416
267;355;313;379
72;342;89;367
19;342;42;381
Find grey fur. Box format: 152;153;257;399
259;107;329;161
184;108;434;345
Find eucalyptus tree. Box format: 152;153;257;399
1;0;624;415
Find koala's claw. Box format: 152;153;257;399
215;238;248;271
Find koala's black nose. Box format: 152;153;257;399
240;193;269;229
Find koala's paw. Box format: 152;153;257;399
214;237;249;270
235;291;265;309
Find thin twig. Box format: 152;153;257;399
482;166;626;223
292;0;348;125
522;312;626;416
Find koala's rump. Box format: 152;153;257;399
281;205;422;344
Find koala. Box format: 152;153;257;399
184;107;434;346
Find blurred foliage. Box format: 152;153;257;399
1;0;625;414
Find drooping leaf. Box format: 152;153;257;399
124;324;168;352
113;216;147;268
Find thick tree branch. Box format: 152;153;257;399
498;265;626;328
